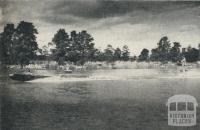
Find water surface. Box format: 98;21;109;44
1;69;200;130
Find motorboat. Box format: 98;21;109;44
64;69;73;74
9;71;49;82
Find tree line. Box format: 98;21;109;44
0;21;131;67
1;21;200;68
49;28;131;65
138;36;200;63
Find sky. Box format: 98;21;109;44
0;0;200;55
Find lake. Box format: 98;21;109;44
1;69;200;130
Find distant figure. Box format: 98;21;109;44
181;57;186;66
180;57;187;72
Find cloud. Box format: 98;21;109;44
1;0;200;27
1;0;200;55
180;25;198;32
0;0;9;28
73;1;199;18
24;0;200;42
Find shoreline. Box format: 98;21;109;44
25;68;200;83
8;61;200;71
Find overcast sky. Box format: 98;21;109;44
1;0;200;55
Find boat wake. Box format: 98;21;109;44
27;69;200;83
28;74;129;83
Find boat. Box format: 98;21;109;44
9;71;49;82
64;69;73;74
60;73;89;78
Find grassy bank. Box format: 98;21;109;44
7;61;200;75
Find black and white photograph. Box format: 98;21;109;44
1;0;200;130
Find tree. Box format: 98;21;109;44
1;24;15;64
13;21;38;68
87;48;99;62
104;44;114;62
157;36;171;63
150;48;159;61
93;49;105;61
65;31;80;63
77;31;95;65
113;47;121;61
53;29;69;50
66;30;95;65
52;29;70;65
169;42;182;62
183;46;199;62
138;48;149;62
121;45;130;61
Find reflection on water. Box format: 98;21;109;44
1;69;200;130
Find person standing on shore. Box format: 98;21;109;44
181;57;186;67
180;56;187;72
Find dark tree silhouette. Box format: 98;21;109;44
183;46;199;62
76;31;95;65
53;30;95;65
169;42;182;62
52;29;69;65
157;36;171;63
150;48;159;61
138;48;149;62
68;30;95;65
93;50;105;61
13;21;38;68
66;31;80;64
104;44;114;62
114;47;121;61
1;24;15;64
121;45;130;61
